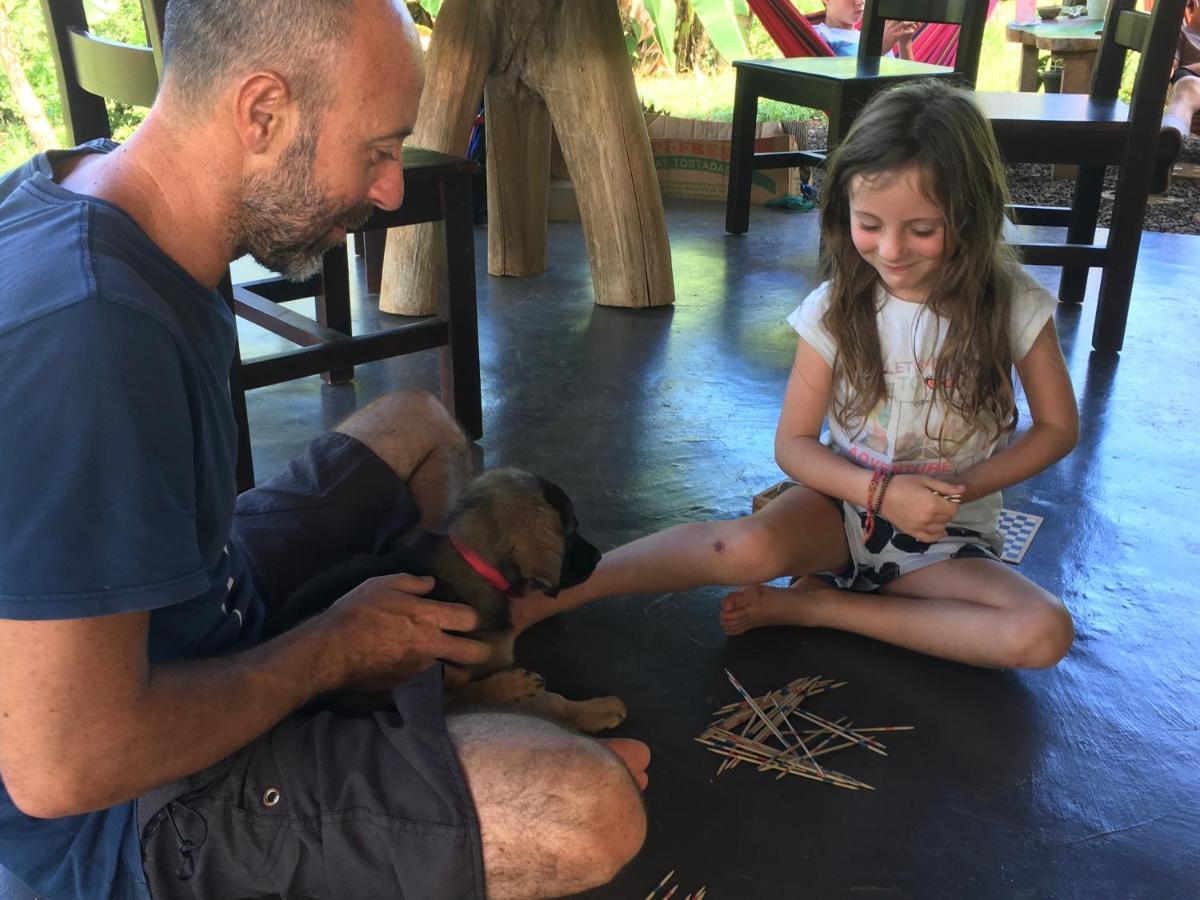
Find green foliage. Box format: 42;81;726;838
0;0;63;145
1;0;150;166
645;0;678;69
690;0;749;63
0;0;1153;167
638;70;824;122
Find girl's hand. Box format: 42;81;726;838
878;475;965;543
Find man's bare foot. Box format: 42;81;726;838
600;738;650;791
718;576;830;636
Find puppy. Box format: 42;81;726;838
266;468;628;733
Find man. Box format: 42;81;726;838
1163;0;1200;138
0;1;647;897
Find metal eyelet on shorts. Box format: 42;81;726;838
262;787;281;807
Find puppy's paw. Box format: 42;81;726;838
572;696;628;733
471;668;546;703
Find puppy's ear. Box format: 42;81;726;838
507;503;565;596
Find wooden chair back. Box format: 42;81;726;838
973;0;1188;353
859;0;988;82
38;0;165;144
1091;0;1182;102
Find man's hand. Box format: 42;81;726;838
316;574;491;692
878;474;965;543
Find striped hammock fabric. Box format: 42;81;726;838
744;0;1000;67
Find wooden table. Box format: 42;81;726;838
1006;17;1105;94
1006;17;1105;177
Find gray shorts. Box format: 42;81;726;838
137;432;485;900
821;500;1002;592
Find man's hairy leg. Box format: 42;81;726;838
448;713;647;900
336;389;472;529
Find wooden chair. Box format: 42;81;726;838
726;0;989;234
974;0;1186;353
39;0;482;490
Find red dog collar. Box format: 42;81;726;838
448;532;513;594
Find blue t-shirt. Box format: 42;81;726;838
0;144;265;899
813;21;898;58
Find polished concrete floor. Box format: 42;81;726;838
238;201;1199;900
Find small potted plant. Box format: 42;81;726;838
1037;55;1064;93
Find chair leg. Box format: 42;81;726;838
439;172;483;439
219;273;256;492
1092;163;1155;353
363;230;386;295
230;345;255;494
316;244;354;384
725;68;758;235
1058;164;1105;304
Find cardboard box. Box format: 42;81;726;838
546;115;809;220
751;479;800;513
645;113;807;206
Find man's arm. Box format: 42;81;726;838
0;574;489;819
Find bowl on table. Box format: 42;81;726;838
1038;5;1063;19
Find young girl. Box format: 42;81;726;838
516;80;1078;670
814;0;916;60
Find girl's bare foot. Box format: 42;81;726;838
719;576;831;636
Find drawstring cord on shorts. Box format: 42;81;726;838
164;799;208;881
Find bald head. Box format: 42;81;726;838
160;0;419;118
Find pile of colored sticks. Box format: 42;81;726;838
695;669;914;791
644;869;705;900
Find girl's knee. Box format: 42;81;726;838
712;518;792;583
1004;596;1074;669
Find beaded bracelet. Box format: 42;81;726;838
863;468;885;541
872;471;894;518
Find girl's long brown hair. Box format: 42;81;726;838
819;80;1021;454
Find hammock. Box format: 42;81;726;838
744;0;1001;67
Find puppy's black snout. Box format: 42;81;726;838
559;535;601;590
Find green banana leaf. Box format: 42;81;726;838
418;0;442;18
692;0;750;62
644;0;678;70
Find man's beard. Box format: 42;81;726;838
232;126;375;281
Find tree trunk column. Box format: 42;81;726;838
484;73;553;278
379;0;492;315
378;0;675;314
532;0;674;309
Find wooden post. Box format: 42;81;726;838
379;0;492;315
484;73;553;277
379;0;674;314
531;0;673;308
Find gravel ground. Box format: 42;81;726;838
803;123;1200;235
1006;132;1200;235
